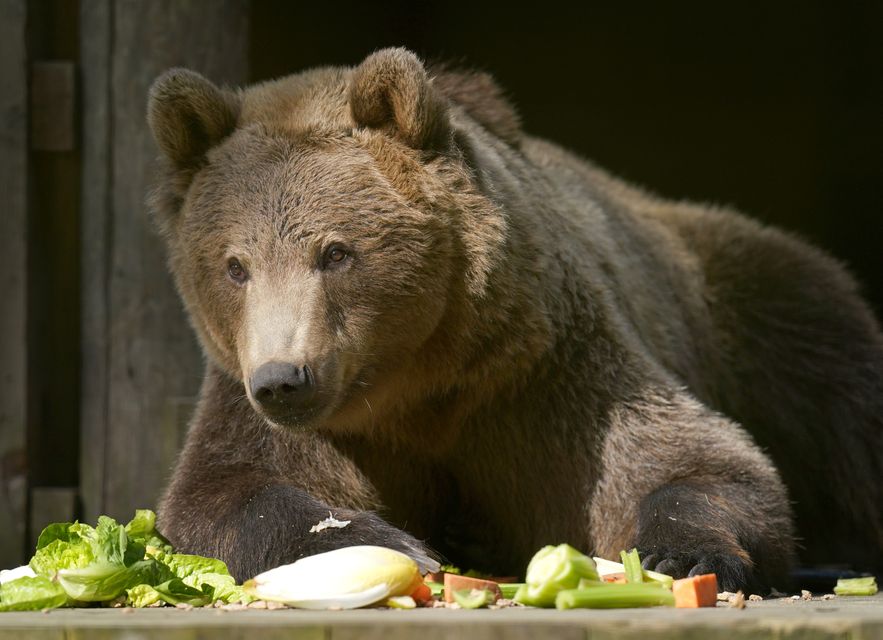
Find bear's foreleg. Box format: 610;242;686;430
158;371;438;582
589;388;795;592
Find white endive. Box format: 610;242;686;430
243;545;422;609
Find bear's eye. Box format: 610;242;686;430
227;257;248;284
322;244;350;270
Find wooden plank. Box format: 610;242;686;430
79;0;113;524
2;599;883;639
29;487;78;541
0;0;29;568
100;0;249;521
29;61;76;152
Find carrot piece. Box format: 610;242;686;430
672;574;719;608
410;582;433;605
602;573;627;583
443;574;502;603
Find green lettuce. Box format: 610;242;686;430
0;576;68;611
127;578;214;608
4;509;249;610
29;513;171;602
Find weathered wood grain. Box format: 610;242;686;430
79;0;114;526
79;0;249;523
2;597;883;640
29;61;76;152
0;0;29;568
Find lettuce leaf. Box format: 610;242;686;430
28;513;170;602
6;509;245;610
126;510;173;554
154;552;230;579
57;558;169;602
0;576;68;611
127;578;213;607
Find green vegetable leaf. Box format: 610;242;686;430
0;576;68;612
126;584;163;608
126;510;173;554
127;578;214;608
156;553;230;580
57;558;166;602
35;523;77;550
181;572;251;604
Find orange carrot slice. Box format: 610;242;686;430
672;573;719;608
410;582;433;605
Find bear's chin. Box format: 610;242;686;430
253;404;329;432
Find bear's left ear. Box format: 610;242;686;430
350;48;450;150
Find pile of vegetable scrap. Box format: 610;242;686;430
0;510;251;611
2;513;877;612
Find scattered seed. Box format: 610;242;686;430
728;591;746;609
748;594;763;602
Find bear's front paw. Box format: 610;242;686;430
633;483;757;592
636;546;751;592
315;510;440;575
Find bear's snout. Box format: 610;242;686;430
249;361;317;421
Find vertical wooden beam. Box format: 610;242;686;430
79;0;113;527
0;0;29;566
80;0;249;523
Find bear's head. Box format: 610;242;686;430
147;48;535;435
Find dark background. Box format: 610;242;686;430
252;1;883;317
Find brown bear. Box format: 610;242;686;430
147;48;883;592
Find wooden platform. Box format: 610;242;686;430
1;594;881;639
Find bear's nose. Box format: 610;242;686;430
249;362;315;416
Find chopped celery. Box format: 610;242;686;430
452;588;495;609
593;555;673;589
578;578;606;589
499;583;525;599
425;581;444;597
514;544;599;607
643;569;674;589
620;549;643;583
834;577;877;596
556;584;676;609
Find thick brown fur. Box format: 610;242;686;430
148;48;883;591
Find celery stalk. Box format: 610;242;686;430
593;556;673;589
499;583;524;599
643;569;674;589
834;577;878;596
556;584;676;609
620;549;643;583
514;544;599;607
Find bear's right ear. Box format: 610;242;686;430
147;68;239;169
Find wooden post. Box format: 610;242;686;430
79;0;249;523
0;0;29;567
